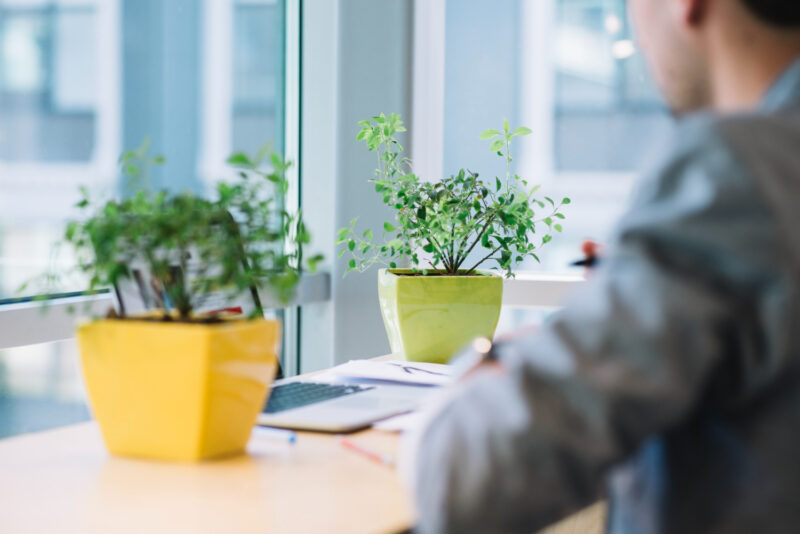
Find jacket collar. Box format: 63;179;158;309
761;57;800;112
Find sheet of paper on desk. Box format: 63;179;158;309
373;411;426;433
322;359;453;387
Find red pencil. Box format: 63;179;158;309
338;436;395;467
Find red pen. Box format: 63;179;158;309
338;436;395;467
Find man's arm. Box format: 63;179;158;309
409;119;787;534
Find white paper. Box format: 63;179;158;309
372;411;426;433
326;359;453;387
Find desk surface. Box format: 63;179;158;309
0;423;413;534
0;359;606;534
0;422;606;534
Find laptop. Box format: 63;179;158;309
113;255;436;433
257;377;434;433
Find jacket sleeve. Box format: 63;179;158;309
410;118;789;534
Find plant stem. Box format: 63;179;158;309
428;234;452;272
465;244;504;275
505;138;512;196
453;214;496;271
449;225;456;271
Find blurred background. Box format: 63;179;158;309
0;0;671;438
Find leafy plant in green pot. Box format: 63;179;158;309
52;141;321;461
337;113;570;363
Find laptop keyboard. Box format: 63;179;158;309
263;382;375;414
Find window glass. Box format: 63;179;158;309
444;0;673;272
233;0;284;155
0;339;89;438
0;0;291;436
0;0;287;300
0;5;96;162
554;0;670;171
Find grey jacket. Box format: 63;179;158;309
412;60;800;534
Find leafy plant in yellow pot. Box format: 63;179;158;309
338;114;570;363
55;142;321;461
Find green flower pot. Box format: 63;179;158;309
377;269;503;364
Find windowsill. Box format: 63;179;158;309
501;271;586;308
0;272;333;350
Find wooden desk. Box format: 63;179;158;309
0;422;606;534
0;362;606;534
0;423;413;534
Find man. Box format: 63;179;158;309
406;1;800;532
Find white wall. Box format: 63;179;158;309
299;0;413;371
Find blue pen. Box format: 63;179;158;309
253;426;297;444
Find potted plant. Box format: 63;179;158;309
337;114;570;363
57;141;320;461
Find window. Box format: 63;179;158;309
554;0;669;172
0;0;117;301
0;3;97;162
440;0;672;272
0;0;294;436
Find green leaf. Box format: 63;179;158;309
335;228;349;243
512;126;532;137
348;240;356;251
490;139;505;152
554;224;563;232
227;153;252;166
383;222;397;233
479;129;501;140
562;197;572;205
307;254;324;273
496;177;502;192
503;119;510;133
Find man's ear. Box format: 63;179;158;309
681;0;711;26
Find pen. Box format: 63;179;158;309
570;256;598;268
572;241;600;268
338;436;395;467
253;426;298;444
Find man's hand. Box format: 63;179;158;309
459;359;504;382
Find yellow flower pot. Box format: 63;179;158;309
77;318;279;461
378;269;503;364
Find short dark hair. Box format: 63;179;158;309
739;0;800;28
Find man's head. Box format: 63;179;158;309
628;0;800;114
